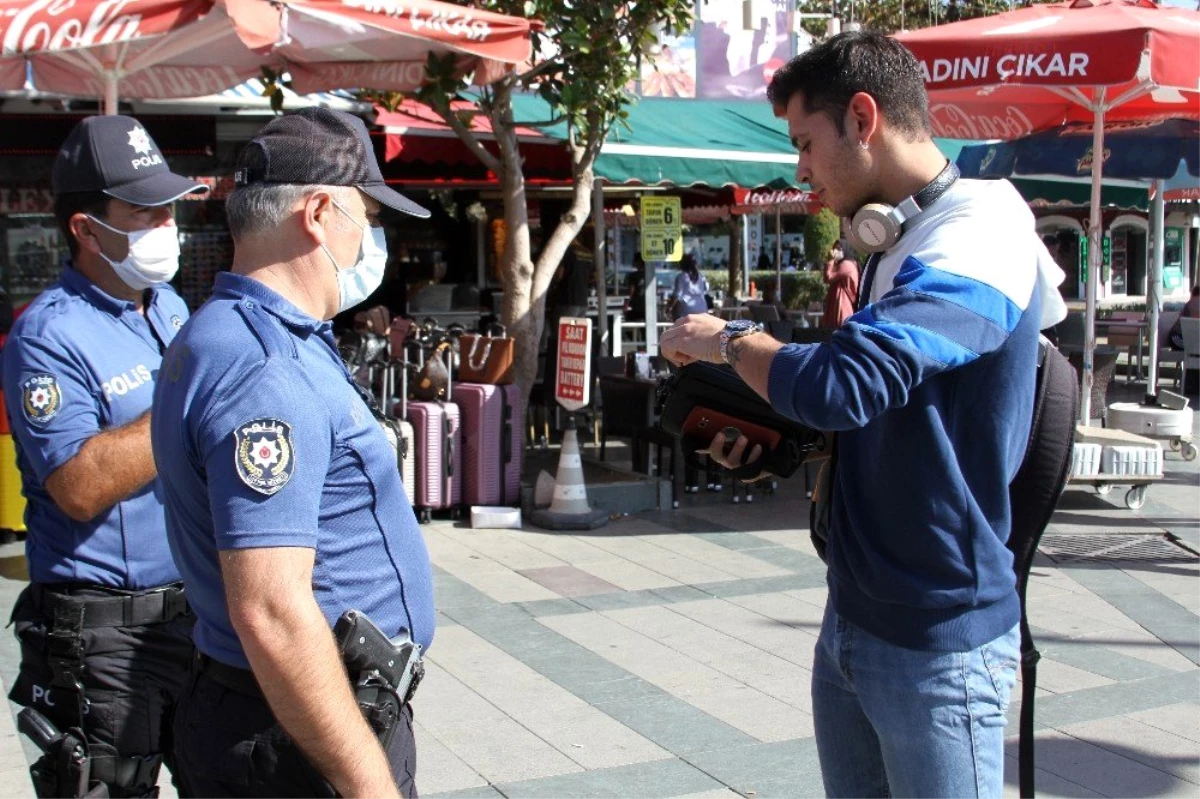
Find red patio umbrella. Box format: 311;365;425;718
0;0;533;112
897;0;1200;424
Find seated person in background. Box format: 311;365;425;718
626;269;646;322
1168;284;1199;350
760;285;788;317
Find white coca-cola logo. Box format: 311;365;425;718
339;0;493;42
1;0;144;56
745;190;816;206
929;103;1034;140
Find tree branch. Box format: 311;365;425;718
434;99;504;176
515;56;567;85
511;116;569;129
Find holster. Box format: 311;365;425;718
19;708;109;798
334;610;424;751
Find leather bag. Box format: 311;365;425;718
459;324;514;385
657;362;824;480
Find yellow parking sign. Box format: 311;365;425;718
640;197;682;262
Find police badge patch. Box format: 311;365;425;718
233;419;295;495
21;374;62;426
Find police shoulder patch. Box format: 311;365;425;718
21;374;62;426
233;418;295;496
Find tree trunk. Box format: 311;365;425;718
491;86;539;408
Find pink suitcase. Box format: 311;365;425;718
455;383;522;506
405;400;461;523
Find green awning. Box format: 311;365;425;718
507;93;973;190
1010;178;1148;211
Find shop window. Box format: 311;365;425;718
1;215;67;305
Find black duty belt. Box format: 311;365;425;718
31;582;189;629
196;652;264;698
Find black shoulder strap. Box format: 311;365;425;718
1007;338;1079;799
857;253;881;312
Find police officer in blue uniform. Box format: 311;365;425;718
152;108;436;798
2;116;207;796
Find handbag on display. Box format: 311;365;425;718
458;324;515;385
656;362;824;480
414;342;452;401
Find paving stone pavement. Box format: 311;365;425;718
1;386;1197;798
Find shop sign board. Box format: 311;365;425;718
555;317;592;411
641;196;683;262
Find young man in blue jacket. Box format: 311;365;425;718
660;31;1066;799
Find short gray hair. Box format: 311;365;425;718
225;183;351;239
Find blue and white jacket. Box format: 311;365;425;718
768;178;1066;652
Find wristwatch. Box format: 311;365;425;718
719;319;762;365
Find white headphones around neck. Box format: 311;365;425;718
845;162;960;254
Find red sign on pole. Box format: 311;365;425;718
555;317;592;411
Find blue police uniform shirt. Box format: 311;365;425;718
1;265;187;589
152;272;435;669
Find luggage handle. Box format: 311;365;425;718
500;388;512;503
466;336;493;372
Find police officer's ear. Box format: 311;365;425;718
69;213;108;257
301;189;339;245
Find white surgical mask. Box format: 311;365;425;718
322;200;388;313
86;215;181;290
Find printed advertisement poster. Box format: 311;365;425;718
696;0;791;99
640;32;697;97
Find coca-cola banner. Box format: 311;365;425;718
0;0;536;99
0;0;211;56
731;187;820;215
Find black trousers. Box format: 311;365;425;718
172;662;418;798
8;584;196;797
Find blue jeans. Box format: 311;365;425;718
812;604;1019;798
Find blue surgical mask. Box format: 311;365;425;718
322;200;388;313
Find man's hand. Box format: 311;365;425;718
704;429;770;482
659;313;725;367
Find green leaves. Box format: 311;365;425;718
258;66;293;114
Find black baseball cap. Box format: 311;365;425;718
234;108;429;219
52;115;208;206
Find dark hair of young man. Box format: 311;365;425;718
53;192;111;260
766;30;932;140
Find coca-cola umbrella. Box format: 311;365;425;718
957;119;1199;401
897;0;1200;424
0;0;534;113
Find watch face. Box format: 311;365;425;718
726;319;756;334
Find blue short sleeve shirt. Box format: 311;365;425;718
1;266;188;589
152;273;435;669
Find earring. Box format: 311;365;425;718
859;140;869;150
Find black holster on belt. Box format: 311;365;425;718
333;610;424;750
18;707;108;798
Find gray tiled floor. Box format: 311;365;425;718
1;383;1197;798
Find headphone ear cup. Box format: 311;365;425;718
848;204;901;254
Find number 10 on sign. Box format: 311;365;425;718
642;231;683;261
